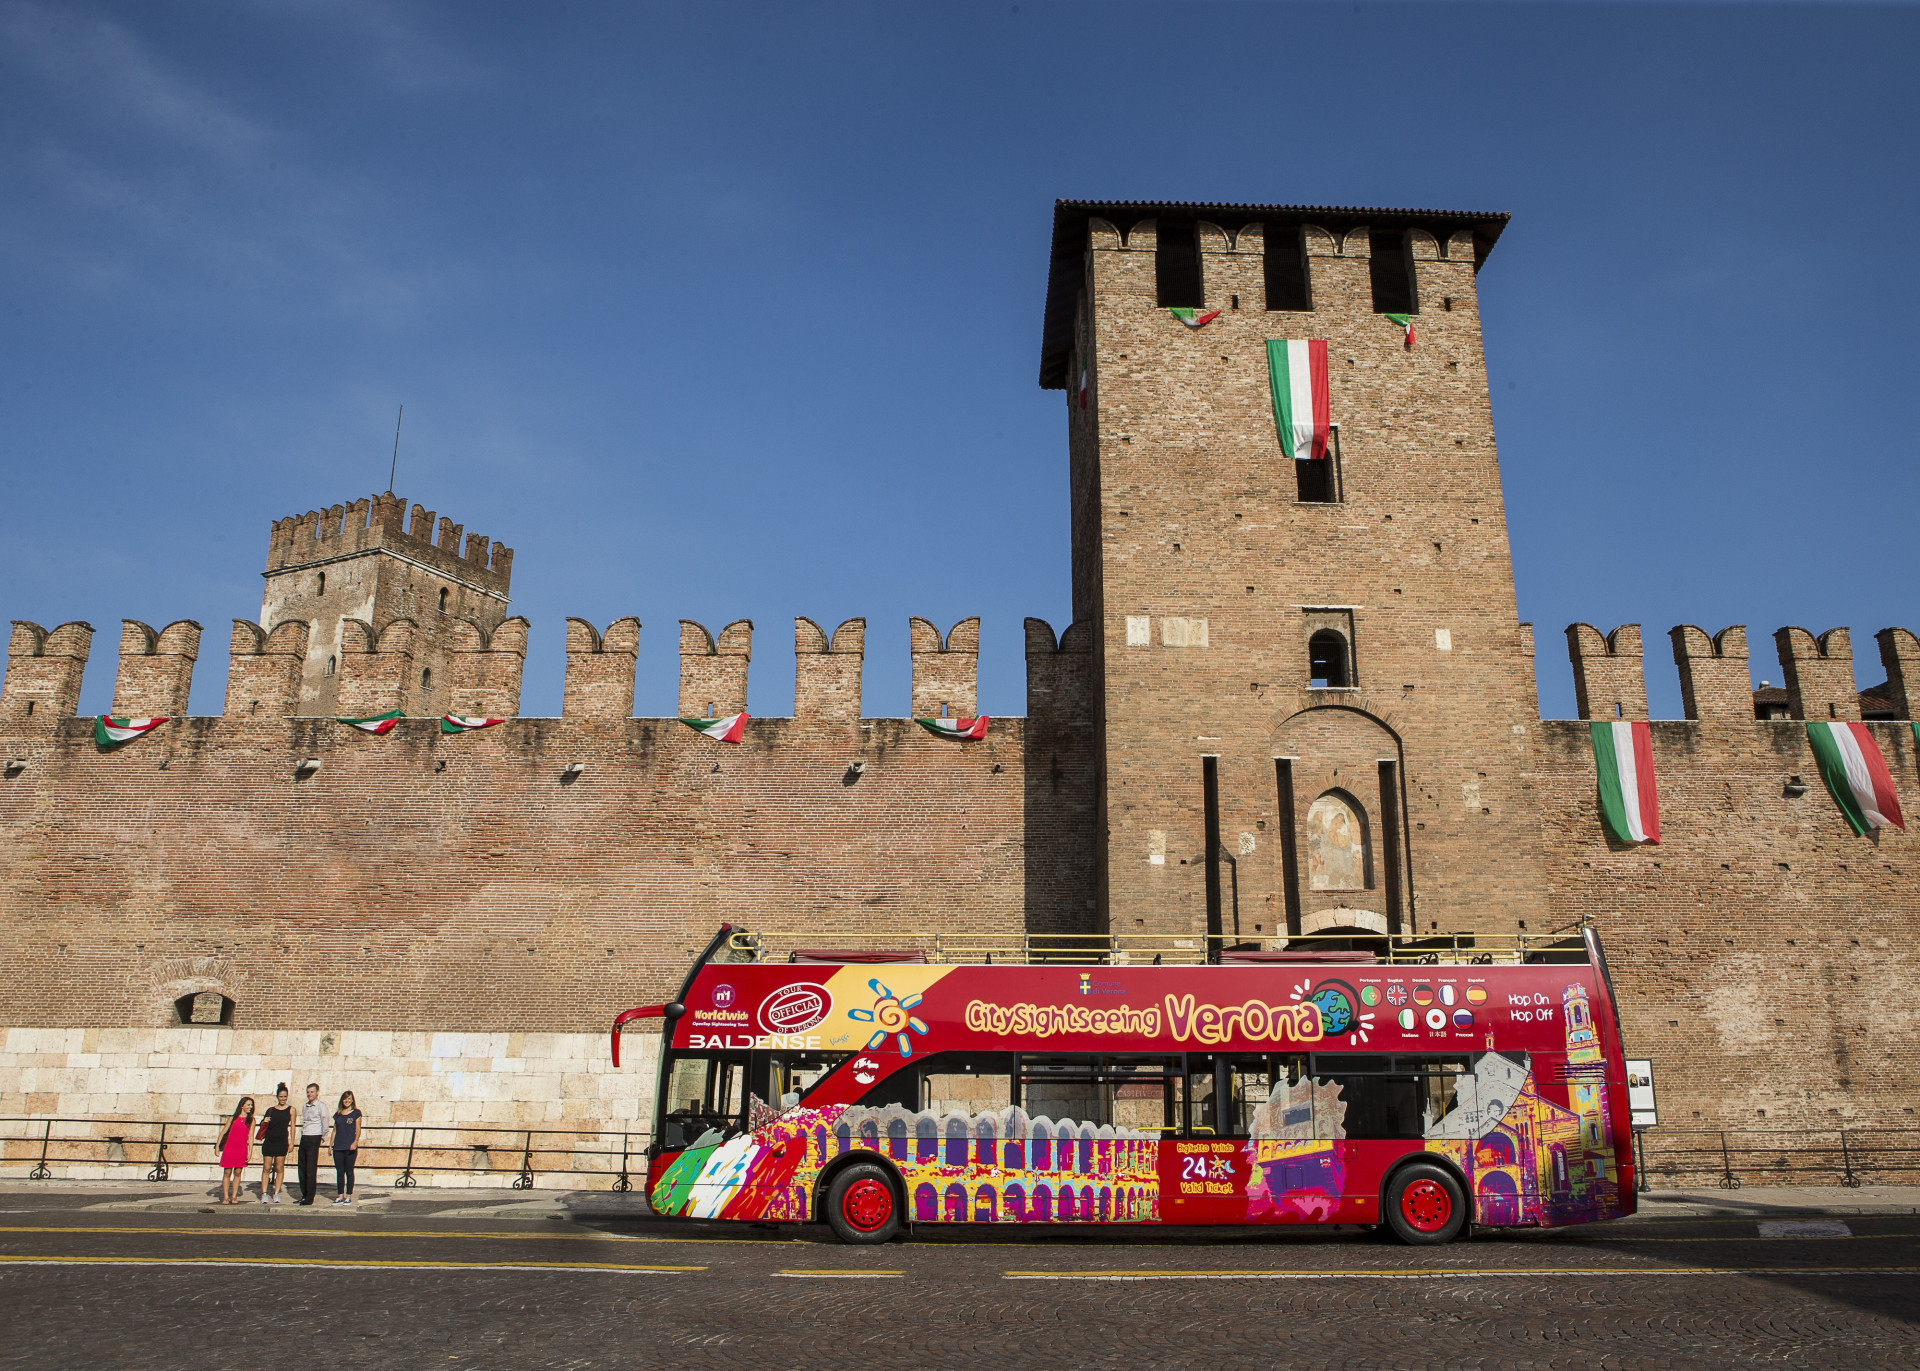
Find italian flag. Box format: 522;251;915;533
680;712;748;743
440;715;505;734
94;715;167;748
1590;721;1660;844
1169;307;1221;330
1807;722;1904;835
1385;312;1416;346
339;710;403;735
1267;339;1330;461
916;716;988;740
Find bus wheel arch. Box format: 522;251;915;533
1379;1154;1470;1245
814;1152;905;1243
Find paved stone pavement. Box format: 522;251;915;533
0;1185;1914;1369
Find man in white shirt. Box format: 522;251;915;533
296;1083;327;1206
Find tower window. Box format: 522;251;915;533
325;656;336;677
1295;427;1342;504
316;572;326;594
24;700;33;717
438;587;449;613
1264;224;1312;311
421;668;432;691
1154;218;1204;309
1369;228;1419;316
1308;630;1352;688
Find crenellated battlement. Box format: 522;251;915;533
266;491;513;592
1560;620;1920;723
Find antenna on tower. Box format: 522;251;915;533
387;405;404;494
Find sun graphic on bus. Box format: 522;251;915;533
848;978;930;1057
1288;977;1375;1044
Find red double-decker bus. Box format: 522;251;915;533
612;927;1634;1244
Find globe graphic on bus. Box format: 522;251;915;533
1307;984;1357;1035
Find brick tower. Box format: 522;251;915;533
1039;200;1551;946
260;493;513;717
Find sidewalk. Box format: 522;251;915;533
1632;1185;1920;1218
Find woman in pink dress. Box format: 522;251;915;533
218;1096;255;1204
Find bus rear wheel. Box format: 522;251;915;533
825;1163;902;1244
1385;1163;1467;1245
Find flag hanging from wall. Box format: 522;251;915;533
1806;721;1904;835
339;710;403;735
915;716;989;740
680;712;748;743
94;715;167;749
1266;339;1330;460
440;715;505;734
1169;307;1221;330
1385;313;1416;347
1589;721;1660;844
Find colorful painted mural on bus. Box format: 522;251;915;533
1242;1072;1347;1221
648;1100;1161;1224
1422;982;1623;1228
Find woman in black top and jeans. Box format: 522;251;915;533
328;1091;363;1205
256;1084;293;1204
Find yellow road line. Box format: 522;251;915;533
774;1269;904;1278
1003;1265;1920;1280
0;1255;702;1273
0;1224;634;1243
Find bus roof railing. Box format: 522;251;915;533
722;928;1590;968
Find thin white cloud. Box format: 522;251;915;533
0;1;268;164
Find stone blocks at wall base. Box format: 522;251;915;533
0;1026;661;1190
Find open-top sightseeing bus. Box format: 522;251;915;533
611;926;1634;1244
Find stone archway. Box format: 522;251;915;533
1271;706;1410;939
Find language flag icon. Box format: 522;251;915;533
1453;1009;1475;1028
1440;985;1457;1007
1413;986;1435;1006
1466;986;1488;1006
1360;985;1381;1007
1386;985;1407;1007
1425;1008;1448;1030
1398;1008;1416;1030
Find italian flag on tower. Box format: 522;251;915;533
440;715;505;734
1266;339;1330;461
1589;721;1660;844
916;716;988;739
94;715;168;748
1806;722;1904;835
680;713;748;743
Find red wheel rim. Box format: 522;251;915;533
842;1178;893;1232
1400;1178;1452;1232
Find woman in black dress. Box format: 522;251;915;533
255;1083;293;1204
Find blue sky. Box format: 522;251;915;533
2;2;1915;721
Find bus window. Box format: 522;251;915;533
658;1051;748;1149
923;1055;1015;1116
1218;1055;1309;1138
1021;1056;1102;1126
769;1051;854;1110
1309;1054;1471;1142
1106;1057;1187;1138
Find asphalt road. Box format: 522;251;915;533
0;1195;1914;1369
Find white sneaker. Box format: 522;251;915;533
259;1194;270;1203
273;1192;283;1204
341;1196;352;1205
331;1195;346;1205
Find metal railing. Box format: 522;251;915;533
0;1117;652;1192
726;928;1591;967
1636;1127;1920;1191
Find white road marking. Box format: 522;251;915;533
1758;1220;1852;1239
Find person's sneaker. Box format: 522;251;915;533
331;1195;345;1205
272;1192;284;1204
259;1194;270;1203
341;1196;351;1205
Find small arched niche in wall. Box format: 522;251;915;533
1306;790;1371;891
174;991;234;1026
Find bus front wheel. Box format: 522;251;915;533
825;1163;902;1244
1384;1163;1467;1245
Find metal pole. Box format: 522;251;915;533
1718;1130;1740;1190
1839;1127;1862;1189
148;1122;170;1182
513;1131;535;1190
612;1133;632;1193
394;1127;418;1189
29;1120;52;1180
1633;1128;1650;1194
